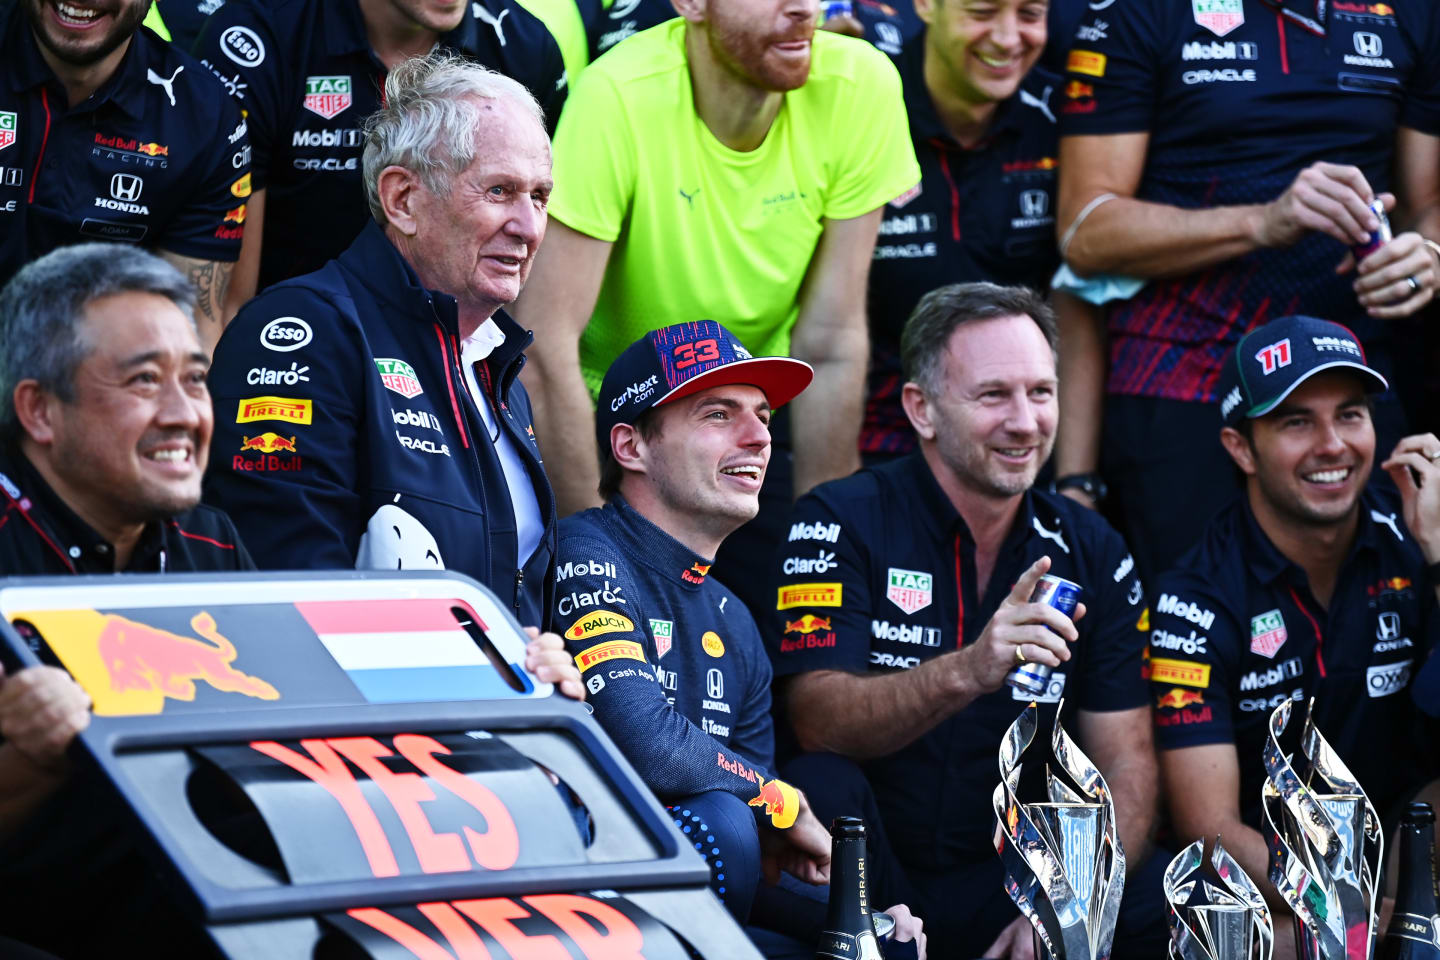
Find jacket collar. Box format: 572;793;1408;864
339;221;535;375
604;496;715;591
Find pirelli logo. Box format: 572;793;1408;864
777;582;843;610
1149;657;1211;689
236;396;313;425
1067;49;1107;77
574;638;645;673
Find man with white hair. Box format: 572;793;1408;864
204;53;578;678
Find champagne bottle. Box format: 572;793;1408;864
816;816;885;960
1379;802;1440;960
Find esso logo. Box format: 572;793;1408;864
260;317;312;352
220;26;266;68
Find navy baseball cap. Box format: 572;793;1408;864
595;320;814;447
1217;315;1388;427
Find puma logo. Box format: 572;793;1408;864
473;4;510;45
1020;85;1055;123
679;187;701;208
1370;509;1404;542
147;65;184;107
1032;516;1070;554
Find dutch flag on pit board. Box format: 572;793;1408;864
295;599;533;703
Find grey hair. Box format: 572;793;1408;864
362;51;546;223
900;282;1058;395
0;243;196;432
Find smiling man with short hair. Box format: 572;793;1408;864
1149;313;1440;911
553;320;839;926
0;241;252;959
770;280;1159;959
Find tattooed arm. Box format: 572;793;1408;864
159;252;234;355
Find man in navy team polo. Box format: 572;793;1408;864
1055;0;1440;586
0;0;250;351
862;0;1067;460
1149;314;1440;909
770;282;1161;959
192;0;569;312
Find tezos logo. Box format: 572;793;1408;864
260;317;313;352
220;26;266;67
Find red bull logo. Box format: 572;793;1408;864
239;433;297;454
681;562;710;585
1155;687;1204;711
1065;81;1094;99
748;776;799;829
13;608;280;716
223;204;247;224
136;142;168;157
100;611;278;705
784;614;832;635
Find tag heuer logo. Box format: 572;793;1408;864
0;111;16;153
374;358;423;399
1250;609;1288;659
303;75;353;119
1192;0;1244;37
650;619;673;659
886;568;933;615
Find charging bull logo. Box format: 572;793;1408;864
748;776;799;829
1156;687;1204;711
240;433;297;454
784;615;832;635
16;608;279;715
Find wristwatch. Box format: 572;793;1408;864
1053;473;1109;504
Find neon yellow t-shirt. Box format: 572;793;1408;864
549;21;921;396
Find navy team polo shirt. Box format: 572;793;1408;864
193;0;568;291
0;6;247;288
769;452;1149;870
1060;0;1440;403
863;40;1062;456
1148;487;1439;827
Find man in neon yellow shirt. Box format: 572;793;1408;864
513;0;921;529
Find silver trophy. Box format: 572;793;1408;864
1261;698;1383;960
992;700;1125;960
1164;837;1274;960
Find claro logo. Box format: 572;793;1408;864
260;317;313;352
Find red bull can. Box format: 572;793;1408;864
1005;574;1082;696
1351;198;1392;262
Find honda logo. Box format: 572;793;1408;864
706;668;724;700
1353;32;1383;57
1019;190;1049;218
1377;611;1401;641
110;174;143;202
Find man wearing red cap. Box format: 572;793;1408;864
555;320;925;953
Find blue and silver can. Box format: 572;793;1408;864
820;0;853;22
1005;574;1083;696
1351;198;1392;262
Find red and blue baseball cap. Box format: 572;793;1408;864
1216;315;1388;427
596;320;814;447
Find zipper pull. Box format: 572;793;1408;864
514;568;524;614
